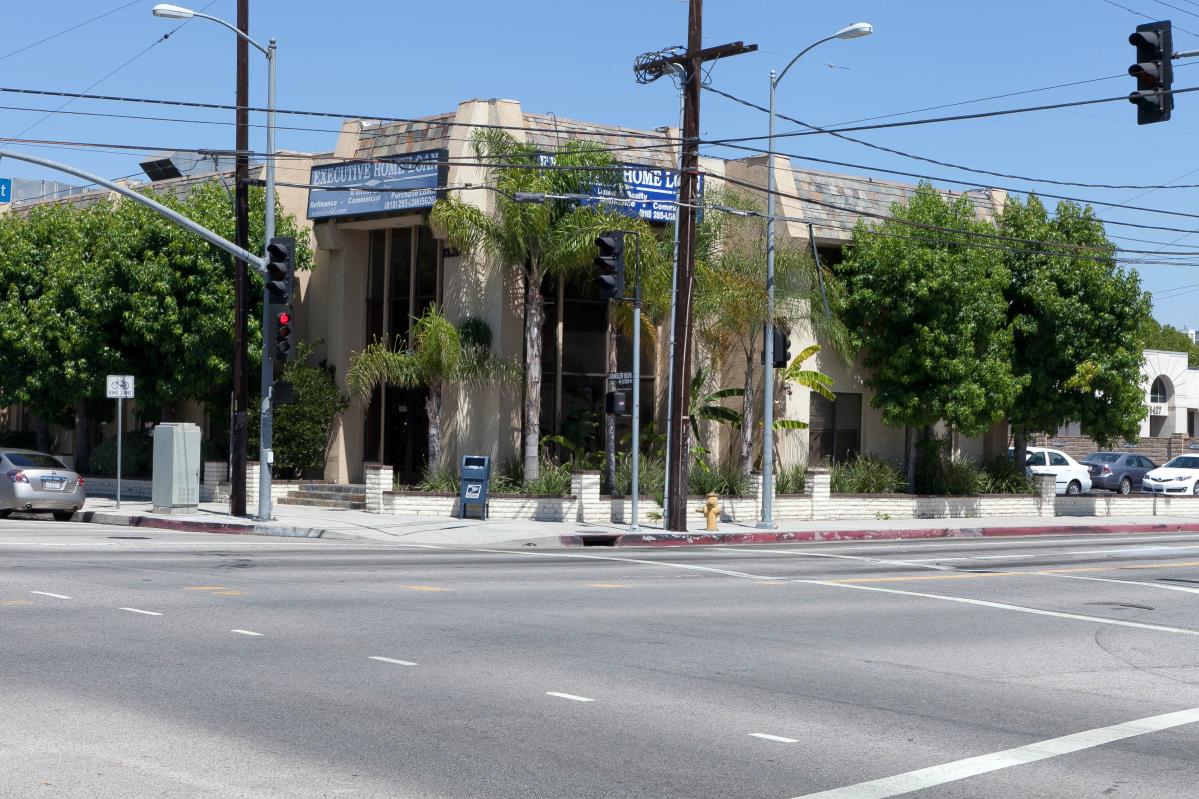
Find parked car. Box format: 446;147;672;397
1081;452;1156;494
1141;455;1199;495
0;449;86;520
1010;446;1092;495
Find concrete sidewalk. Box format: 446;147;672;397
67;496;1199;548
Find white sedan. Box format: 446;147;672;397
1141;455;1199;496
1022;447;1092;496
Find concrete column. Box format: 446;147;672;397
364;462;393;514
245;461;259;507
806;467;831;521
1034;474;1056;518
750;471;763;502
571;470;602;522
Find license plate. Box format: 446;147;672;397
41;478;65;491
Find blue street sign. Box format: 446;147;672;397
537;155;700;223
0;179;12;204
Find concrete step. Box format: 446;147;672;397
276;497;365;510
287;489;367;503
294;483;366;494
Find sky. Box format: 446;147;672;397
5;1;1199;328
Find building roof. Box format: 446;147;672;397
789;168;1002;244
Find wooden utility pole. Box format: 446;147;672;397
642;2;755;531
230;0;250;516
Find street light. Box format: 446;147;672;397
152;4;279;521
759;22;872;529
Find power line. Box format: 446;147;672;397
0;1;142;63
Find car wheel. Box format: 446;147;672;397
1120;477;1132;495
0;509;10;518
1066;480;1082;496
51;510;74;521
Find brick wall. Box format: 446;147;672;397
1032;433;1199;466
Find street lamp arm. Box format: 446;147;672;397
775;33;841;87
189;10;270;55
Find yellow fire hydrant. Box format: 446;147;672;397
697;492;721;532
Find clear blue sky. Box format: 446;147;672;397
6;1;1199;327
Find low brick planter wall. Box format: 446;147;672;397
382;489;576;521
84;476;225;503
1057;493;1199;517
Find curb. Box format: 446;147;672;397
559;520;1199;547
74;510;326;539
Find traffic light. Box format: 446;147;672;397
594;231;626;300
761;325;791;368
274;309;294;366
1129;20;1174;125
265;236;295;306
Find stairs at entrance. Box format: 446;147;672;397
276;483;367;510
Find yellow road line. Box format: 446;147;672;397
184;586;227;591
0;599;34;606
588;583;629;589
213;590;245;596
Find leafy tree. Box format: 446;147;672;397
1141;316;1199;366
999;194;1151;456
837;183;1022;483
346;306;515;469
430;130;649;480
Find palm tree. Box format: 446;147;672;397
691;191;850;481
346;306;513;470
430;129;648;480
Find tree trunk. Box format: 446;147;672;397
426;384;443;471
1012;422;1027;473
523;268;544;482
740;349;756;482
904;426;916;493
73;400;92;475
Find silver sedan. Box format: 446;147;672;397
0;449;86;520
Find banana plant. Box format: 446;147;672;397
771;344;835;431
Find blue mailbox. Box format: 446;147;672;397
458;455;492;519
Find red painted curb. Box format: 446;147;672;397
559;521;1199;548
76;511;258;536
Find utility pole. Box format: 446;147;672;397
639;1;755;531
230;0;250;516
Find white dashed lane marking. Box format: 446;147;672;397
230;629;263;637
750;733;799;743
369;656;418;666
546;692;594;703
118;607;163;616
30;591;71;599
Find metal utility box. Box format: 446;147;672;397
458;455;492;519
151;423;202;515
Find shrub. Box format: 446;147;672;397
490;455;573;496
0;430;36;449
89;431;155;478
615;451;666;504
830;454;906;494
250;344;349;479
775;463;807;495
689;458;751;497
981;456;1034;495
413;461;459;492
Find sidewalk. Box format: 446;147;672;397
70;497;1199;548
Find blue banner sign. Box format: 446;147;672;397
307;149;446;219
538;156;699;223
0;178;11;204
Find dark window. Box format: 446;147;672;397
4;452;65;469
809;392;862;463
1151;376;1170;404
1027;452;1047;466
1049;452;1069;466
1087;453;1121;464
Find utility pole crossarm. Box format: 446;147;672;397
639;40;758;74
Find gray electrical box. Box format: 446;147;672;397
151;423;202;515
458;455;492;519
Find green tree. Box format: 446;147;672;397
430;130;637;480
250;344;348;478
999;195;1151;457
346;306;515;469
837;183;1022;483
1141;316;1199;366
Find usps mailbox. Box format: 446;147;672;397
458;455;492;519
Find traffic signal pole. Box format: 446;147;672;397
257;39;278;521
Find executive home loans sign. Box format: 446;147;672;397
537;155;700;224
306;149;448;219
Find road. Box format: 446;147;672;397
4;519;1199;798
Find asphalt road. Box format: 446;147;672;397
4;519;1199;798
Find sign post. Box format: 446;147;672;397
106;376;135;509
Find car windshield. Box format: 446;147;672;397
1085;453;1121;463
1163;456;1199;470
4;452;66;469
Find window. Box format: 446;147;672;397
3;452;65;469
1049;452;1069;466
809;393;862;462
1151;376;1170;404
1027;452;1047;466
